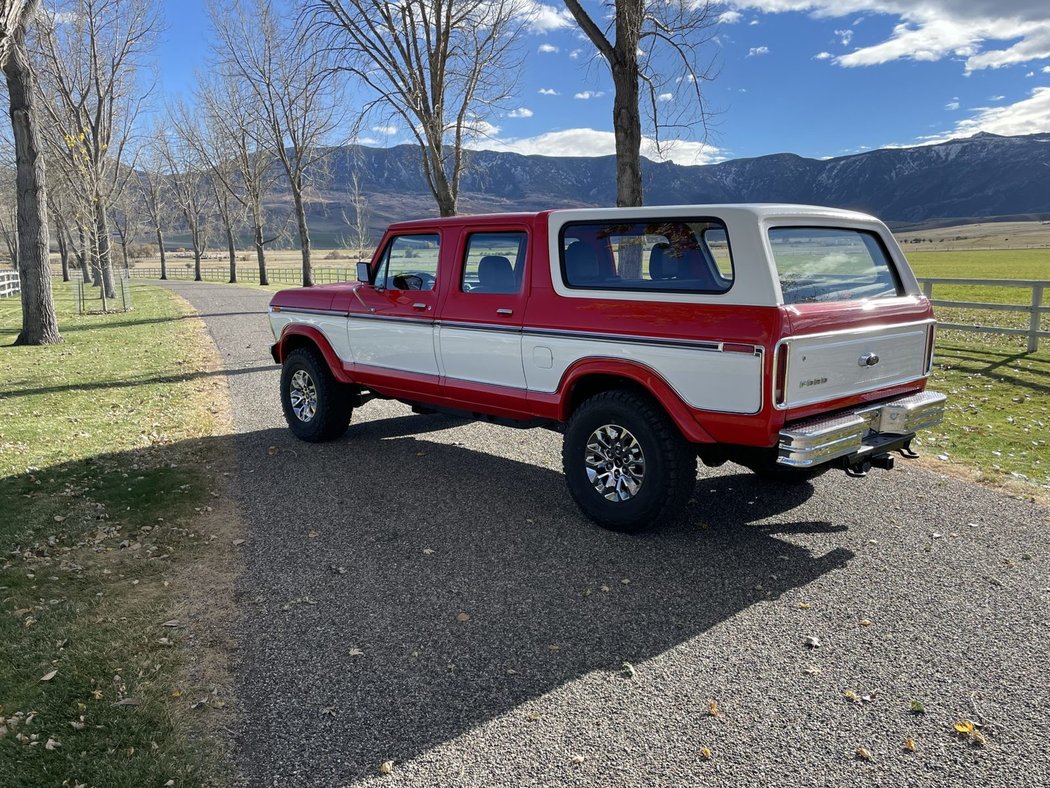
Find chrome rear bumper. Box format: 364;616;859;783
777;390;947;468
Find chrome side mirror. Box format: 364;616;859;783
356;261;371;283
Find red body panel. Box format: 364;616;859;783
270;210;934;450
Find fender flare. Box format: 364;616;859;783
273;325;355;384
555;358;715;444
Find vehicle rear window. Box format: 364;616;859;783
768;227;902;304
560;219;733;294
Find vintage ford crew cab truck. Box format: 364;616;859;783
268;205;946;531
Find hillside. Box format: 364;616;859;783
294;132;1050;241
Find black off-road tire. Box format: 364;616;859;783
280;346;353;442
562;390;697;532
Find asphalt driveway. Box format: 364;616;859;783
162;280;1050;787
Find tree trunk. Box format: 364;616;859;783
226;222;237;284
156;226;167;279
76;223;91;283
291;185;312;286
192;228;202;281
94;203;116;299
611;69;642;208
3;36;61;345
56;224;69;282
253;214;268;286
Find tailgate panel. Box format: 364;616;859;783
783;322;930;409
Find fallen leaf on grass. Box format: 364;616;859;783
699;746;713;761
707;701;721;717
526;711;543;722
910;700;926;714
53;515;66;523
160;619;182;628
904;738;918;752
798;602;812;610
843;690;860;704
112;698;141;707
45;737;60;750
232;539;245;546
953;719;987;746
855;747;873;761
859;618;873;627
953;720;976;735
39;670;58;682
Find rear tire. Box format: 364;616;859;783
280;346;353;442
562;390;696;532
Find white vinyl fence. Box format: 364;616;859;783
0;270;19;298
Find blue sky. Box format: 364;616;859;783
157;0;1050;165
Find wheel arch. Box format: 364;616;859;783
274;325;355;384
557;359;715;444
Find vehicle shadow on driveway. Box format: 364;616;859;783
232;418;853;783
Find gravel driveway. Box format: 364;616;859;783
162;280;1049;787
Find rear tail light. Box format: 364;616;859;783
773;343;789;406
923;324;936;374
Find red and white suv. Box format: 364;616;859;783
269;205;946;531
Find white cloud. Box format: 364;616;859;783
945;98;960;110
747;45;770;56
657;93;673;102
372;125;397;135
538;88;560;96
1044;66;1050;72
834;28;854;45
464;127;725;165
537;43;559;54
918;86;1050;144
507;107;534;118
988;95;1005;101
1026;70;1036;76
525;2;573;32
813;51;833;59
569;48;583;60
718;10;743;23
727;1;1050;72
749;18;760;24
574;90;605;100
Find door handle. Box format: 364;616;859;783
496;308;513;316
412;302;427;310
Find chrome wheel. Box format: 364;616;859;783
584;424;645;502
289;369;318;422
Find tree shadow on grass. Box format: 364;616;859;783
935;343;1050;395
226;421;852;783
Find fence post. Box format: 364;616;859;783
1030;285;1044;353
922;280;934;299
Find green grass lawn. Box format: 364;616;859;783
0;284;232;787
904;249;1049;492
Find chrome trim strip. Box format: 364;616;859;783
436;319;520;334
270;306;348;318
772;319;936;411
524;326;725;353
350;313;435;326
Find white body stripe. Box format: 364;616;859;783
347;317;438;376
437;325;527;389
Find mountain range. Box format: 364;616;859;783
299;132;1050;241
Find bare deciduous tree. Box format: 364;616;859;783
159;116;210;281
563;0;715;207
137;124;172;280
211;0;342;287
1;0;60;344
196;70;279;285
304;0;527;218
340;170;369;259
36;0;158;301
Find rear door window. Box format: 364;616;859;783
768;227;902;304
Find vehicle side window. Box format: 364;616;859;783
768;227;902;304
461;232;527;294
560;219;734;294
374;234;441;291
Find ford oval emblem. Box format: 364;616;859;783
858;352;880;367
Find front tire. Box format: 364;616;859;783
562;390;696;532
280;346;353;442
